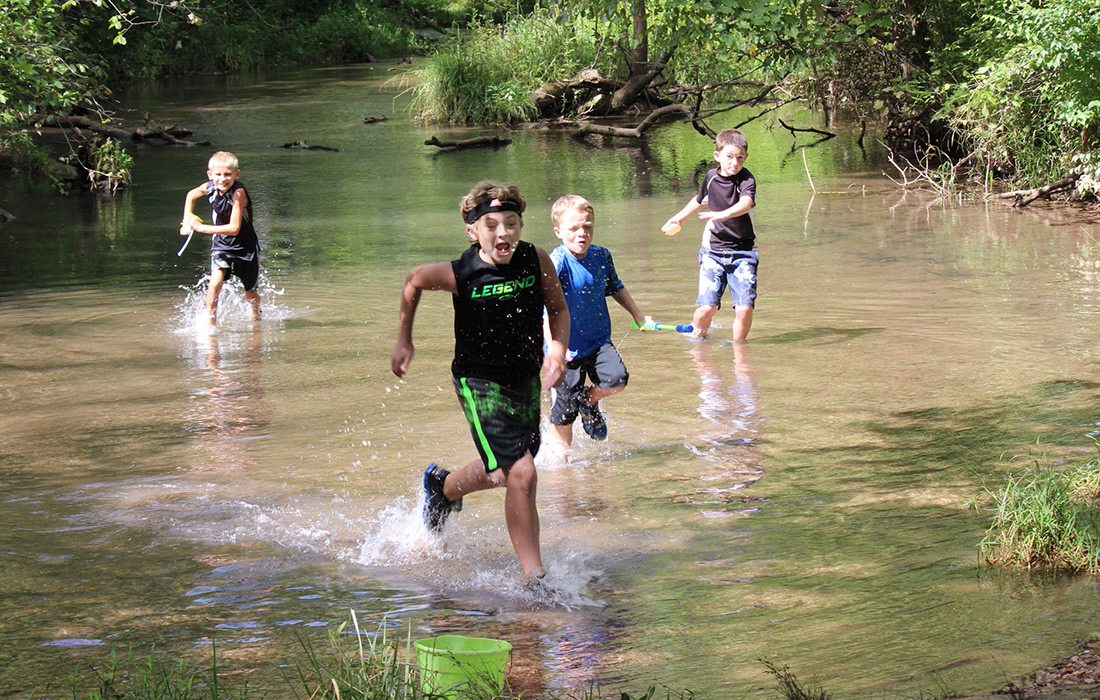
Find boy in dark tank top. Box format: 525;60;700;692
180;151;262;329
391;181;569;584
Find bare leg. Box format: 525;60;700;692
583;384;624;404
732;305;753;341
550;423;574;451
441;453;544;577
244;290;261;320
442;458;503;501
692;304;718;338
205;268;228;327
501;454;543;577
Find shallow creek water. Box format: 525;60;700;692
2;63;1100;698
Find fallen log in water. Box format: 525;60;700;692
424;135;512;150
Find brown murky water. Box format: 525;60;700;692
1;63;1099;698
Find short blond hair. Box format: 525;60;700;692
208;151;240;170
550;194;594;226
459;181;527;223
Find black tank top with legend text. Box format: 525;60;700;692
450;241;544;387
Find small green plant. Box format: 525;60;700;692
979;449;1100;572
86;137;133;193
761;659;831;700
62;643;247;699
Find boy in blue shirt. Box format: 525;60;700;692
548;195;647;449
663;128;757;341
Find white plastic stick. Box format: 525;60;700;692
176;231;194;256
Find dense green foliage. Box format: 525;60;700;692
0;0;462;181
3;0;1098;194
979;448;1100;573
410;9;610;123
70;0;447;81
935;0;1100;189
410;0;1099;196
0;0;108;173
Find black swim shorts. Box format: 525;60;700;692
452;375;541;472
211;252;260;292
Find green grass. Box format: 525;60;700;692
58;610;704;699
409;9;607;124
979;443;1100;572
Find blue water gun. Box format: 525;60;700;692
631;318;694;333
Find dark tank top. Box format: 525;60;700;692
451;241;544;387
206;181;258;260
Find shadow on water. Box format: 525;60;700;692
753;326;883;345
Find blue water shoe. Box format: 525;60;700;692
422;464;461;532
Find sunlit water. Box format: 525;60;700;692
2;63;1100;698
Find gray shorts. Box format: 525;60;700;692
549;343;628;425
696;247;758;309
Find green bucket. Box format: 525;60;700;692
415;635;512;698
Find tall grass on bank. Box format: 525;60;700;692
979;446;1100;572
410;9;606;124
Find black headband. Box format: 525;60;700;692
465;197;523;225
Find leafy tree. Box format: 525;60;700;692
937;0;1100;187
0;0;108;172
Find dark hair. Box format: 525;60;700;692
715;129;748;151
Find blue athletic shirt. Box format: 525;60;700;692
550;244;624;361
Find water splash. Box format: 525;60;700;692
169;267;291;337
354;493;603;610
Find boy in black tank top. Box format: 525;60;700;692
391;181;569;583
180;151;262;329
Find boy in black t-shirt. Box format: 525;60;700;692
180;151;262;329
663;129;757;341
391;181;569;583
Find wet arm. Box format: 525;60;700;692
699;195;754;222
665;195;704;228
538;247;569;389
180;185;206;235
392;262;456;377
192;188;248;237
611;287;646;327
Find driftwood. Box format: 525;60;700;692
572;103;695;139
997;171;1082;208
34;114;208;146
778;118;836;140
532;69;622;116
281;140;340;151
424;135;512;150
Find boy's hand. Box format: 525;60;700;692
541;351;565;389
661;219;682;236
180;213;202;236
391;340;414;377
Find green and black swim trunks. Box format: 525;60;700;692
452;375;541;472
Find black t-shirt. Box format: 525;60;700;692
451;241;544;387
696;167;756;252
207;181;259;261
